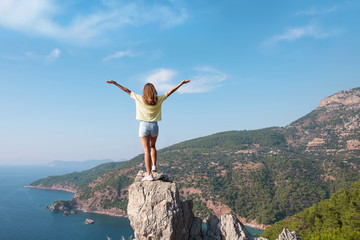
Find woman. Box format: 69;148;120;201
106;79;190;181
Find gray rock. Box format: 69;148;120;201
189;217;203;240
182;200;195;236
133;170;171;183
204;215;222;240
127;171;197;240
220;214;251;240
49;199;76;212
204;214;252;240
127;171;255;240
276;228;301;240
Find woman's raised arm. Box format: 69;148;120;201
166;80;190;97
106;80;131;95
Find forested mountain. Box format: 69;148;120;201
261;178;360;240
46;159;115;172
30;87;360;225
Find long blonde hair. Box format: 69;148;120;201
142;83;158;105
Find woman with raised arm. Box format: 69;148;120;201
106;79;190;181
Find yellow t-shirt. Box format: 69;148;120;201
130;92;168;122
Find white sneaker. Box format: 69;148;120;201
142;173;154;181
152;165;157;172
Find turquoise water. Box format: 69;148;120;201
202;223;263;236
0;166;133;240
246;226;264;235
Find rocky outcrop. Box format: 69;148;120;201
189;217;203;240
203;215;222;240
85;218;95;224
319;88;360;108
307;138;325;147
275;228;301;240
347;139;360;150
220;214;252;240
49;199;77;213
203;214;252;240
127;171;252;240
287;87;360;148
127;171;201;240
127;171;302;240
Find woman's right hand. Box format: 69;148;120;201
181;80;190;85
106;80;117;84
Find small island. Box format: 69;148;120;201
85;218;95;224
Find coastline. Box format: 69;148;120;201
25;185;266;230
2;171;135;240
244;223;267;231
238;216;269;230
24;185;77;194
77;209;128;218
25;185;128;218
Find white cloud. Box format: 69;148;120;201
103;50;138;61
1;48;61;64
0;0;188;43
45;48;61;63
1;51;39;61
264;23;339;45
144;68;178;93
143;67;227;94
179;67;227;93
0;0;55;28
295;5;339;16
294;3;359;16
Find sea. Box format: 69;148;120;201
0;165;263;240
0;166;134;240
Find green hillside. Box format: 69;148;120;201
31;128;360;224
261;178;360;240
30;87;360;225
150;129;359;223
31;161;126;189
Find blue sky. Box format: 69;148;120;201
1;0;359;164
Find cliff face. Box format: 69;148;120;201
275;228;300;240
319;88;360;108
286;87;360;149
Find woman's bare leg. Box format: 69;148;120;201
150;136;158;167
140;137;152;175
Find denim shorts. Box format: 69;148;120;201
139;121;159;137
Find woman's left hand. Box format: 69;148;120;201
181;80;190;85
106;80;117;84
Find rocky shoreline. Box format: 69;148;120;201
77;209;127;218
25;184;266;230
24;185;77;194
25;185;128;217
